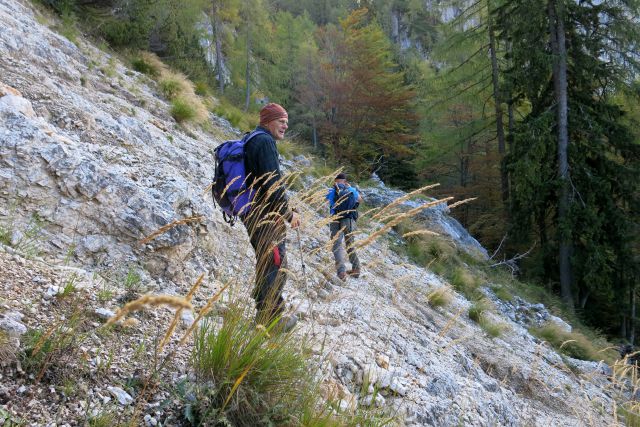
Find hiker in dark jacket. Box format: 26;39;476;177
326;173;362;281
243;102;300;328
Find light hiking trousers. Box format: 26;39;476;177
330;218;361;274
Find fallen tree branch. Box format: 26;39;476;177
489;241;536;276
489;233;507;261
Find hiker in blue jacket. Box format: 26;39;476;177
243;103;300;329
326;173;362;281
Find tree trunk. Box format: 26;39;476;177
487;5;508;203
312;115;318;149
579;288;590;309
212;2;225;94
507;100;514;151
548;0;573;308
244;25;251;112
391;10;399;45
631;286;636;345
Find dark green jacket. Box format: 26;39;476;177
244;126;290;219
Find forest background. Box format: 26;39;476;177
42;0;639;342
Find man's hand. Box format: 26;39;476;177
289;211;301;229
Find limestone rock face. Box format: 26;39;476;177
360;173;488;258
0;1;623;426
0;0;251;290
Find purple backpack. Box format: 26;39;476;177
212;129;266;225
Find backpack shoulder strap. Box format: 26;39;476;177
243;129;268;144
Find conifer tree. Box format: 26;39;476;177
496;0;640;332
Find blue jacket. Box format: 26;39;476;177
326;184;359;215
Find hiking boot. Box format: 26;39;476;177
347;268;360;278
337;271;347;281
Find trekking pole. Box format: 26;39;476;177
295;228;306;276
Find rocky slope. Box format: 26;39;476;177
0;0;625;425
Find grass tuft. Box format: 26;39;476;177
128;52;207;124
211;100;254;130
530;323;602;361
450;267;480;300
491;284;514;302
426;286;452;308
171;98;198;123
189;302;313;425
0;330;16;363
478;316;506;338
160;75;189;100
131;52;162;77
468;299;491;323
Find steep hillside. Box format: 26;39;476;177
0;1;630;426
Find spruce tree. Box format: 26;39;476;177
496;0;640;334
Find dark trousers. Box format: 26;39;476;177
243;214;287;323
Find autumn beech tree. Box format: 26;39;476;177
307;8;417;174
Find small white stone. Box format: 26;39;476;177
144;414;158;426
107;386;133;405
389;378;408;396
181;310;195;327
94;308;115;321
376;354;390;369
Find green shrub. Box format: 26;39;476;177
530;323;602;361
131;58;159;77
194;81;210;97
491;285;514;302
160;78;184;100
171;98;198;122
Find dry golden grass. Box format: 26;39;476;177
179;281;231;346
610;355;640;424
402;229;440;238
426;286;453;308
137;52;167;76
134;52;208;124
139;215;204;245
447;197;478;210
369;183;440;221
0;330;16;363
105;295;194;327
159;273;204;350
356;197;454;250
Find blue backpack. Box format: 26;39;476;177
212;129;266;225
333;183;359;220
